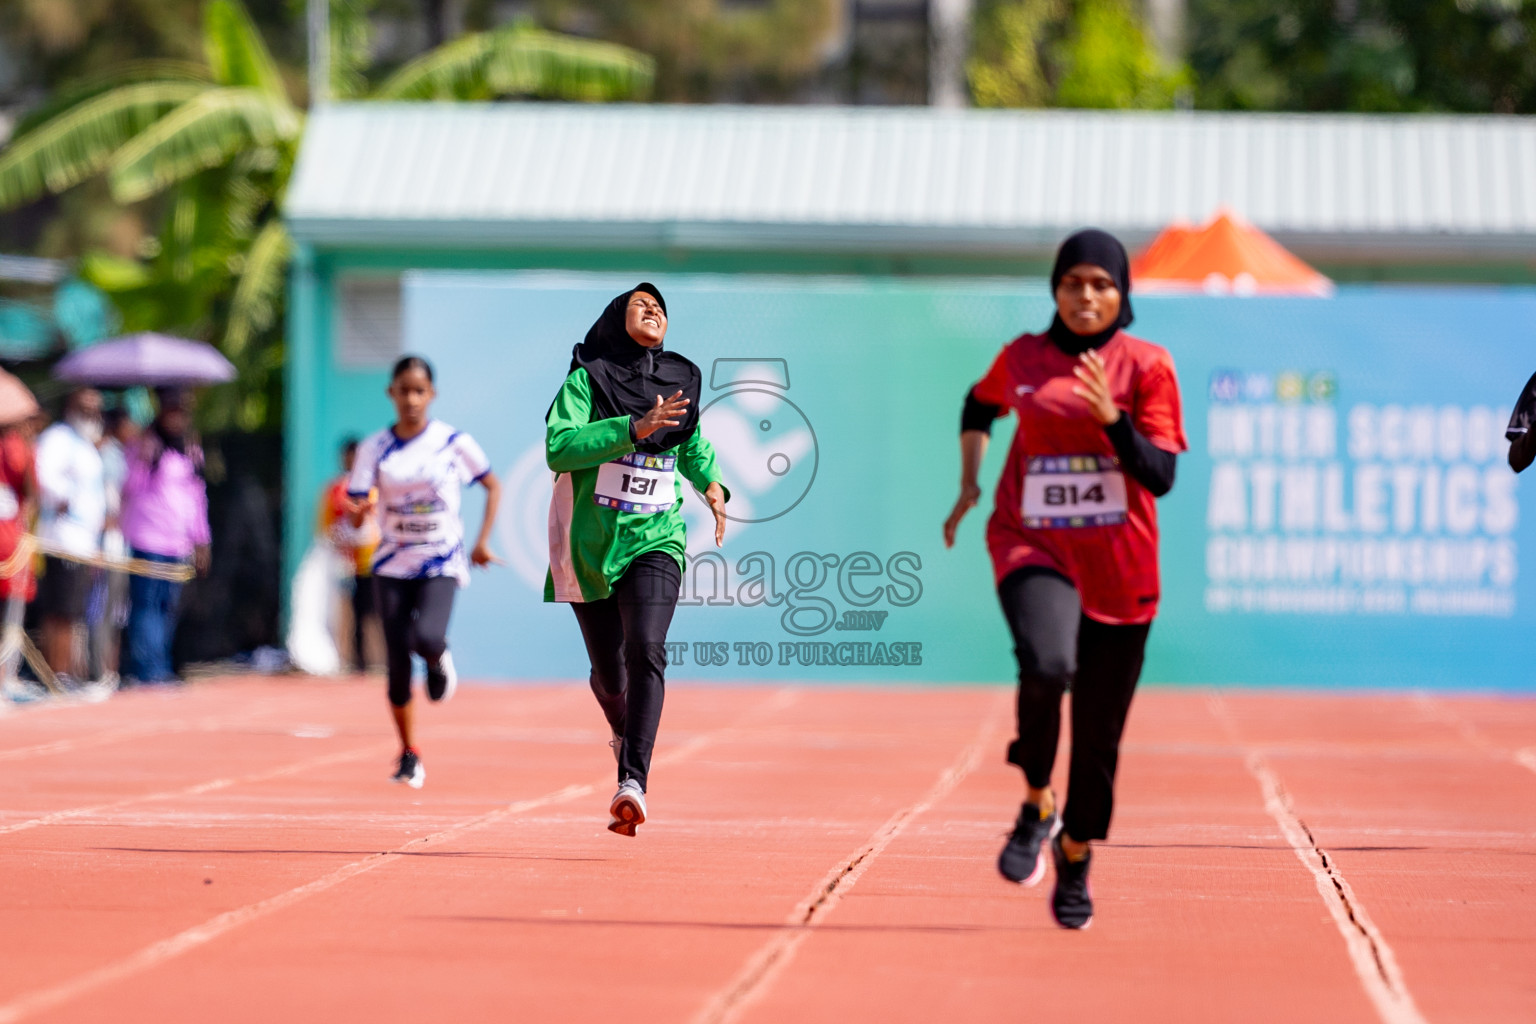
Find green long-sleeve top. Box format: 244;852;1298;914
545;367;728;603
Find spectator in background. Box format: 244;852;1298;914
90;408;139;680
35;388;105;684
0;418;38;617
121;388;210;686
319;437;380;673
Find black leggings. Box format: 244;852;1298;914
998;567;1150;843
569;551;682;791
374;576;457;707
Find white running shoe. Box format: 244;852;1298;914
608;779;646;837
426;651;457;703
610;729;623;765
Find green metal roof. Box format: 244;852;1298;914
285;103;1536;259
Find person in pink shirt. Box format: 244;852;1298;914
120;388;210;685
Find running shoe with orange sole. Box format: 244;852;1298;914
608;779;646;836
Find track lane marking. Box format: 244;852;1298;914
1411;693;1536;779
0;743;393;837
692;694;1004;1024
0;686;799;1023
1209;693;1428;1024
0;721;204;763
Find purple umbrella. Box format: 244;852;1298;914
53;332;236;387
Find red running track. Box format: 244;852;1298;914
0;677;1532;1023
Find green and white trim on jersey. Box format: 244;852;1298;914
545;367;728;603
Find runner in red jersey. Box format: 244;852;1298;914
944;229;1187;929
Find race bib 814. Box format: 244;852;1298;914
1021;455;1128;528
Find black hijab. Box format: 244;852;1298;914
1046;228;1135;356
568;283;701;454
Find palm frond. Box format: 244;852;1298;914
13;61;212;138
107;88;302;204
223;220;291;357
371;33;492;100
203;0;286;97
0;81;209;210
483;26;656;102
373;25;655;101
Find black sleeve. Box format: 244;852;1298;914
1104;414;1177;497
1507;371;1536;441
961;387;1002;434
1511;431;1536;473
1507;372;1536;472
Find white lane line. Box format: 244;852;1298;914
0;721;200;763
692;695;1004;1024
0;744;392;837
1412;693;1536;779
0;687;799;1024
1210;694;1428;1024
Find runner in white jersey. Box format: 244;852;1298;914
347;355;502;788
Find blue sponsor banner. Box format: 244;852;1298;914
402;271;1536;690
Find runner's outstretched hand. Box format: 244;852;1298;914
634;391;690;441
943;482;982;549
470;540;504;568
705;482;728;547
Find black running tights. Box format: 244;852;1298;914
569;552;682;792
998;566;1150;843
374;576;457;707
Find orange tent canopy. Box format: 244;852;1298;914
1130;211;1332;297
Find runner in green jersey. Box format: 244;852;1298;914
545;283;729;836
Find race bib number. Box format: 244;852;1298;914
1021;455;1128;528
383;500;448;543
594;452;677;514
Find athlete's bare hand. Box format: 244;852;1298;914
345;493;375;528
634;391;690;441
705;481;728;547
1071;350;1120;426
943;481;982;548
470;540;504;568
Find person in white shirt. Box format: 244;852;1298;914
348;356;502;788
35;389;106;681
89;408;137;680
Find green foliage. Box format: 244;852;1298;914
12;61;213;138
107;88;302;203
203;0;288;95
0;81;210;209
374;22;655;101
968;0;1186;109
536;0;838;102
223;220;292;358
1055;0;1188;108
1186;0;1536;112
969;0;1065;108
3;0;659;433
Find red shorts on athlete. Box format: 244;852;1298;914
972;331;1187;625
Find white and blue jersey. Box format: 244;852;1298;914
347;420;491;586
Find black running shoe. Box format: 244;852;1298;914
425;651;456;702
391;749;425;789
1050;833;1093;929
998;800;1061;886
